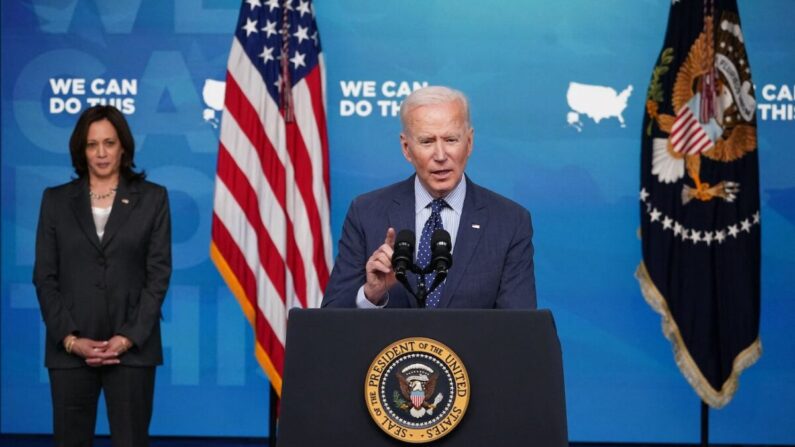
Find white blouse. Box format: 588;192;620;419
92;206;112;241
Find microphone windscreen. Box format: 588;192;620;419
392;229;415;275
395;229;415;251
430;229;451;253
430;229;453;271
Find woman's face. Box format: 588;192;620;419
85;119;123;182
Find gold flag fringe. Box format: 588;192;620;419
635;261;762;408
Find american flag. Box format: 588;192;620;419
210;0;331;395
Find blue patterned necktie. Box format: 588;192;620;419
417;198;447;308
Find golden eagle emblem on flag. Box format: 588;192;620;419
646;13;756;205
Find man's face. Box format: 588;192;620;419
400;100;473;198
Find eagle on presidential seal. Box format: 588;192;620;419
393;363;444;418
645;13;756;205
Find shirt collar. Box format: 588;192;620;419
414;174;467;215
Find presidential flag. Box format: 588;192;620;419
637;0;761;408
211;0;331;395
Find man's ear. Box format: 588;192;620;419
466;127;474;158
400;132;412;162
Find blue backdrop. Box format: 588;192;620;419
2;0;793;444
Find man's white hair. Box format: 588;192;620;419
399;86;471;131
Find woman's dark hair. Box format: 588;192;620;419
68;105;145;181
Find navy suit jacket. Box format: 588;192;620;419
322;176;536;309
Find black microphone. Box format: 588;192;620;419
430;229;453;273
426;229;453;296
392;229;415;280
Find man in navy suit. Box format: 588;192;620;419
322;86;536;309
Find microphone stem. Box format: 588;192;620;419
396;272;420;302
426;270;447;295
416;272;427;308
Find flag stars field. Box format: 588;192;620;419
259;46;275;64
296;0;311;17
294;25;310;44
262;20;277;38
290;51;306;69
242;18;258;36
640;189;759;246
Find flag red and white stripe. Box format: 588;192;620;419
211;0;331;395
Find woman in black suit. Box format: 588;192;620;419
33;105;171;447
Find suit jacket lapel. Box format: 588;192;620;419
102;178;139;248
69;179;103;252
387;176;415;238
439;177;488;308
388;176;417;308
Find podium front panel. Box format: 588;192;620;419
277;309;567;446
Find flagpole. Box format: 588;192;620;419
700;401;709;446
269;386;278;447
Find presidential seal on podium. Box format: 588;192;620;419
364;337;470;443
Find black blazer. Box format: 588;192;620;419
33;177;171;368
